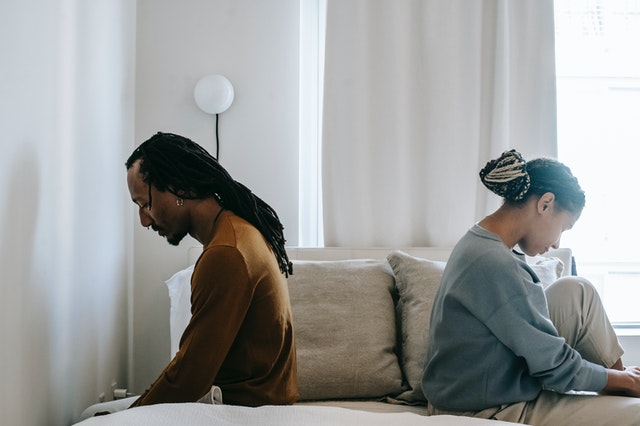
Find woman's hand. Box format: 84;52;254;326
603;366;640;397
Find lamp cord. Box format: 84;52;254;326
215;113;220;160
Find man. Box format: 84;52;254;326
126;132;297;407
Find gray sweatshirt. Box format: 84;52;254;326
422;224;607;411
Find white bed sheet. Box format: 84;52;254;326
74;403;517;426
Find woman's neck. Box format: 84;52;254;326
478;207;523;250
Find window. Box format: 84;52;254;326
555;0;640;325
299;0;325;247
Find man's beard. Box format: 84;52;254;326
152;224;186;246
166;230;187;246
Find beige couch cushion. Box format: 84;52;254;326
287;259;404;400
387;251;446;403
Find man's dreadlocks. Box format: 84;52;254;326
125;132;293;276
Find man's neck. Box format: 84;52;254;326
189;199;224;246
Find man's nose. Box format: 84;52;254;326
139;208;153;228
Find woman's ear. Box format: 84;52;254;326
537;192;555;213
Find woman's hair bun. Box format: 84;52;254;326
479;149;531;200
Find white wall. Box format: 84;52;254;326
131;0;300;393
0;1;305;419
0;1;136;425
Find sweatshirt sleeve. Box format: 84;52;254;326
131;246;253;407
466;255;607;393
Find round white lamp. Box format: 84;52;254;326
194;74;234;114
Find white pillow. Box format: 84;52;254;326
527;256;565;288
165;265;194;359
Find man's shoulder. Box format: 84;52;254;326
199;244;244;265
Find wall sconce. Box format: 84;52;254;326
194;74;234;114
194;74;234;159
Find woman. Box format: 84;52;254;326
422;150;640;425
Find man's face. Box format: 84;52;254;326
126;160;189;246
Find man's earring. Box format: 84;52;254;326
176;198;184;207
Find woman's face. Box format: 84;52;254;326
518;194;580;257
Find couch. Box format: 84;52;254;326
282;247;570;413
76;246;570;425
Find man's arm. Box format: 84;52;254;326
131;247;252;407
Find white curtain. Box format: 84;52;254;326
321;0;557;247
0;1;134;424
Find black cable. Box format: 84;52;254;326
215;113;220;160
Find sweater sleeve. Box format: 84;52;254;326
465;254;607;393
131;246;253;406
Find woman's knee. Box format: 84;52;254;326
545;276;602;331
545;276;598;302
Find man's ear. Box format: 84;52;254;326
537;192;555;213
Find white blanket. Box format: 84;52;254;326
74;403;516;425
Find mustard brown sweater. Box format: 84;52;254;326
131;210;298;407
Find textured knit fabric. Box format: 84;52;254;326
422;224;607;412
131;210;298;407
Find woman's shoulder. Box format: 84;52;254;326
447;228;520;282
453;226;509;260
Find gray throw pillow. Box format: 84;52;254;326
387;251;446;403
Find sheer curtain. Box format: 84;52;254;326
321;0;558;247
0;1;134;423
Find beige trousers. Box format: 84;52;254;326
428;276;640;425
